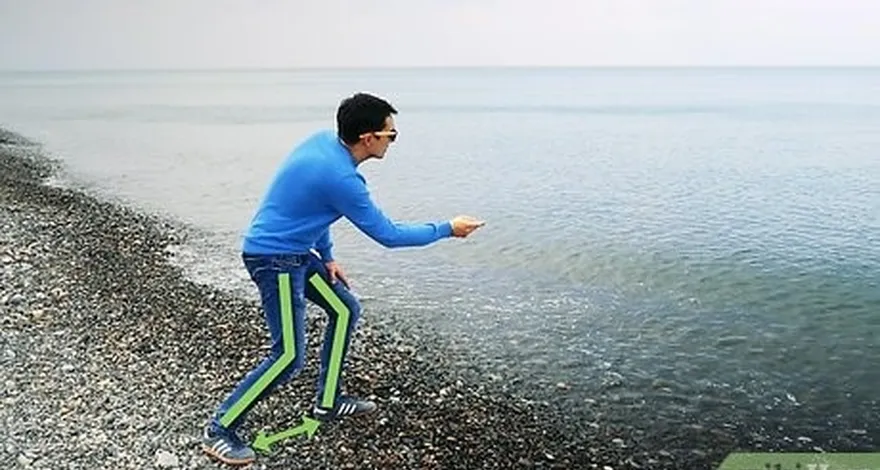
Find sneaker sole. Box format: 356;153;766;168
202;444;255;466
312;407;378;422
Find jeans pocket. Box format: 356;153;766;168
243;255;275;281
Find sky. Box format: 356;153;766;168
1;0;878;70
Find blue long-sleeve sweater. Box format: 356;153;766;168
242;130;453;259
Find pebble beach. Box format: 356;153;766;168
1;127;734;469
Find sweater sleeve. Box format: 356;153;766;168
327;173;453;248
314;227;334;261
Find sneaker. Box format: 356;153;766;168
312;395;377;422
202;425;256;466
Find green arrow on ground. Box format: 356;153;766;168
252;416;321;453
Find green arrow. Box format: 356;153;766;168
309;273;350;409
252;416;321;453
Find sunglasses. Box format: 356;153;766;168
361;129;398;142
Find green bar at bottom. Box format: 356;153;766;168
717;453;880;470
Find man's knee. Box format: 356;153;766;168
335;297;361;332
280;355;306;383
269;350;305;385
336;289;361;321
347;295;361;321
268;339;306;381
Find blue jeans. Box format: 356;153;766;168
210;252;362;432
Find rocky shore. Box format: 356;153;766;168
1;128;713;469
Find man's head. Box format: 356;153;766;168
336;93;398;162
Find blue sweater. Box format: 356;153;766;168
242;130;453;259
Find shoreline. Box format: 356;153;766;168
1;127;716;469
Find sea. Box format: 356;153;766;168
2;67;878;455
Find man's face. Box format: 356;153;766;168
364;116;397;159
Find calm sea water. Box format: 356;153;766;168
2;68;879;453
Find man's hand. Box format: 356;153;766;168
450;216;486;238
325;261;350;289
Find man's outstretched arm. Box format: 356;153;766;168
327;174;453;248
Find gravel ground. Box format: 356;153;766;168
1;128;713;469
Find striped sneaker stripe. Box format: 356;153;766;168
212;440;229;454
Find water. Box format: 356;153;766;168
2;67;879;452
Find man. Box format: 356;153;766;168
202;92;486;465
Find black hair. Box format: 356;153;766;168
336;93;397;145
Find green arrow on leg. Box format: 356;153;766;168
252;416;321;453
309;273;351;409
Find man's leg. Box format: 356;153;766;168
302;254;373;420
203;254;308;465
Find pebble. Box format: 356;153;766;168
155;450;179;468
3;293;24;305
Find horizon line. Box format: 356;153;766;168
2;64;880;73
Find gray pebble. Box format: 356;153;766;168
155;450;179;468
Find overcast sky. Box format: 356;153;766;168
1;0;878;70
